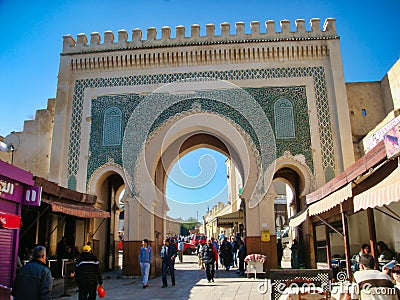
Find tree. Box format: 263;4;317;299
180;217;200;236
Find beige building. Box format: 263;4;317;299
5;18;398;275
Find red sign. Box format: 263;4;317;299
0;211;21;229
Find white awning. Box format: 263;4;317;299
308;183;353;216
288;208;308;227
354;167;400;212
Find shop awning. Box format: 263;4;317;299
288;208;308;227
308;183;352;216
354;166;400;212
0;211;21;229
216;210;244;227
42;199;110;218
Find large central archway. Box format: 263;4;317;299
122;105;266;275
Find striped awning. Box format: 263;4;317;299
42;199;110;218
217;210;244;226
288;208;308;227
354;167;400;212
308;183;353;216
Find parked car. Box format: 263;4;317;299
170;238;197;254
189;234;207;246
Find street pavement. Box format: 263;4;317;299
52;254;270;300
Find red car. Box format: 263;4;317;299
170;238;197;254
190;234;207;246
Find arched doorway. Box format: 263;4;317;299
271;154;315;268
122;107;264;276
88;165;126;271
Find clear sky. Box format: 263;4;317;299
0;0;399;219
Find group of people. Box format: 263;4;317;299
350;253;400;299
197;234;247;277
12;243;103;300
138;233;247;289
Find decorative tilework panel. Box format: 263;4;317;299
67;175;77;190
103;106;122;146
274;98;296;139
68;67;335;189
87;86;314;185
88;94;141;183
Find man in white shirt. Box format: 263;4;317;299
178;239;184;262
351;254;397;300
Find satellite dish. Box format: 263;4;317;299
3;133;20;151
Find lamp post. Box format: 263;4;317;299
9;144;15;165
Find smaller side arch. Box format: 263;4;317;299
88;162;128;197
274;151;315;197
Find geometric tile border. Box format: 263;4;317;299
68;66;335;185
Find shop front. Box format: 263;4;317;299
0;159;41;289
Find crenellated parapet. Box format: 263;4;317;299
62;18;337;54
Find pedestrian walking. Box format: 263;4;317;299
236;239;247;276
177;239;184;262
75;245;103;300
201;238;217;283
219;237;233;271
12;245;53;300
139;239;152;289
160;238;177;288
211;237;219;270
197;243;205;269
230;235;238;267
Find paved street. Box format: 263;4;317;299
52;254;270;300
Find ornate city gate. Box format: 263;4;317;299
48;18;354;274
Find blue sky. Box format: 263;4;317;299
166;148;228;220
0;0;399;219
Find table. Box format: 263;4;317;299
47;258;70;277
245;261;265;279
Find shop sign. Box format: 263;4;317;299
0;176;41;205
364;115;400;153
0;180;14;196
0;177;23;202
22;186;42;206
384;120;400;159
261;230;270;242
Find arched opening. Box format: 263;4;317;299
126;110;264;277
165;147;229;221
273;167;308;268
92;171;125;271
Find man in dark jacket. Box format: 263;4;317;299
12;245;53;300
202;238;217;282
236;239;247;276
75;245;103;300
160;238;177;288
219;237;233;271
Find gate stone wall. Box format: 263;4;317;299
44;18;354;274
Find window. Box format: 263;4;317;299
103;107;122;146
274;98;296;139
361;109;367;116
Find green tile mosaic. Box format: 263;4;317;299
67;66;335;189
87;86;313;186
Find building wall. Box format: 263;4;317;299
347;82;386;139
5;18;361;273
10;99;55;178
